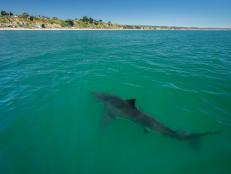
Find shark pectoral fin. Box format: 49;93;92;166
109;112;116;119
103;112;111;128
102;111;116;128
126;99;136;107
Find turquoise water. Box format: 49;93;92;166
0;30;231;174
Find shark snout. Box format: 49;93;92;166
91;92;112;102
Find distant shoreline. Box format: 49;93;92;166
1;10;231;31
0;28;230;31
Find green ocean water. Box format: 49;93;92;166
0;30;231;174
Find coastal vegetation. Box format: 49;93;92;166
0;10;225;30
0;10;126;29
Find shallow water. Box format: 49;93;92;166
0;30;231;174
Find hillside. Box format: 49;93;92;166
0;10;228;30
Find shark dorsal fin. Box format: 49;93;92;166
126;99;136;107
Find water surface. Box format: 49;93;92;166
0;30;231;174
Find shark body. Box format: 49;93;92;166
92;92;220;141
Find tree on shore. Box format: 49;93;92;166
21;12;30;18
80;16;96;24
65;20;74;27
29;16;34;21
0;10;14;16
108;21;112;26
88;17;93;24
80;16;88;22
1;10;8;16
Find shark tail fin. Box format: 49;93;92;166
187;130;222;150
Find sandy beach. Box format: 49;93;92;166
0;28;229;31
0;28;149;31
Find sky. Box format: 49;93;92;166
1;0;231;28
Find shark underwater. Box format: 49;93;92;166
92;92;221;145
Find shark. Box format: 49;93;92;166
92;92;221;145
